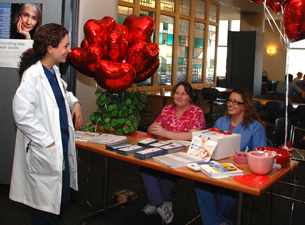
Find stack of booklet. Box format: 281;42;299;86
87;133;127;145
200;161;243;179
74;131;100;142
115;145;145;155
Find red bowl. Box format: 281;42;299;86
254;147;291;168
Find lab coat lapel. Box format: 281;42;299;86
38;62;57;104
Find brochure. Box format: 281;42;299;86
200;162;243;179
188;136;217;162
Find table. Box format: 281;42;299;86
193;87;233;93
76;134;298;225
147;87;233;107
253;97;305;110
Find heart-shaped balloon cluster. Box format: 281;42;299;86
250;0;305;42
69;15;159;92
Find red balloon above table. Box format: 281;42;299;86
69;15;159;93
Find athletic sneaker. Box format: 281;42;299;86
164;201;173;211
156;202;174;224
142;204;157;215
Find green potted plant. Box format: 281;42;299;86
83;89;147;135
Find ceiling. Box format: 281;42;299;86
217;0;266;20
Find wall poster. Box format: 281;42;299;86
0;3;42;68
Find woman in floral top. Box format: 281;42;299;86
141;82;205;224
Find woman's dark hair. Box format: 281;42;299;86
13;4;42;37
172;82;194;102
19;23;68;76
225;87;265;129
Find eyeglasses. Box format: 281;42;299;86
227;99;245;105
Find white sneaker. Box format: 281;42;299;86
142;204;157;215
164;201;173;211
156;202;174;224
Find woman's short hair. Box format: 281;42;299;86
172;82;193;100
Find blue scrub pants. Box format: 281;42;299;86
195;182;238;225
140;167;177;206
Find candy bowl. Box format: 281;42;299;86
233;152;248;164
247;151;275;175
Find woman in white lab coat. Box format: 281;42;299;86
10;23;83;225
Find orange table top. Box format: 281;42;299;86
76;133;298;196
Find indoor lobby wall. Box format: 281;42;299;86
262;20;286;81
76;0;118;124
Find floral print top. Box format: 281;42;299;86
155;104;205;132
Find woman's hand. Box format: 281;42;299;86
72;102;83;130
17;17;31;39
149;123;167;137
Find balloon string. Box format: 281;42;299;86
262;2;288;44
284;43;291;147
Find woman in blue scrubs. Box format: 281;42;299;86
195;87;267;225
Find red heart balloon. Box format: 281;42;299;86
249;0;264;3
81;38;90;48
284;0;305;42
84;16;116;46
95;60;136;93
122;14;139;28
134;57;160;83
266;0;286;13
124;15;155;44
126;41;159;72
105;24;129;62
69;44;105;77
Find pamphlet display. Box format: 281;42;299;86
192;129;241;160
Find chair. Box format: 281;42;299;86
266;80;278;94
271;92;285;100
254;100;261;113
291;98;304;103
295;105;305;129
273;118;293;148
265;101;293;121
202;87;226;121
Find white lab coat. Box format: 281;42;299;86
9;61;78;215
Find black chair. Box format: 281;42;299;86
254;100;261;112
255;94;278;100
266;80;278;94
291;98;304;103
202;87;226;121
271;92;285;100
295;105;305;129
265;101;293;122
273;118;293;148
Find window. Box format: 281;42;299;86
216;20;240;78
288;40;305;76
118;0;219;90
